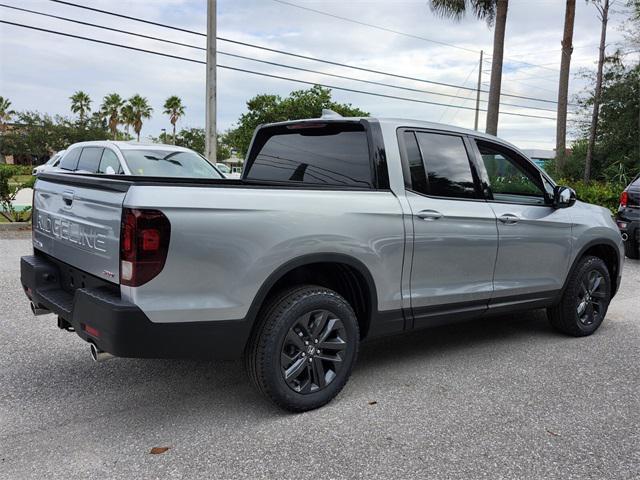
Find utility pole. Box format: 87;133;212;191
205;0;217;163
474;50;483;131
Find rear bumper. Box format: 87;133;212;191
20;253;250;360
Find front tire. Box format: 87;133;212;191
547;256;611;336
245;286;359;412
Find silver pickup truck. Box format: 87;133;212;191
21;115;624;411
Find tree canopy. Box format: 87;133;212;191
224;85;369;157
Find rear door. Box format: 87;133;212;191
398;129;498;328
33;176;127;284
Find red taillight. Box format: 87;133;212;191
620;191;628;207
120;208;171;287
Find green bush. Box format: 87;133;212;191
0;166;34;222
558;178;624;214
0;164;33;176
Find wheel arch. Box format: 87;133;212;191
243;253;379;346
563;238;622;298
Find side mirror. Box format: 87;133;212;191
553;185;576;208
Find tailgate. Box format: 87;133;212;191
32;175;127;283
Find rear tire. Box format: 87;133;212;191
245;285;359;412
624;237;639;259
547;256;611;337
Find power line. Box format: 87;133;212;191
272;0;479;54
0;4;563;114
274;0;562;73
44;0;565;107
0;20;558;121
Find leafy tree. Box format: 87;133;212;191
101;93;124;139
430;0;508;135
154;127;230;160
69;91;92;123
127;94;153;141
0;96;15;132
559;57;639;182
225;85;369;156
163;95;186;144
584;0;611;182
1;111;110;164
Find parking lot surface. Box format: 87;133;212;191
1;233;638;479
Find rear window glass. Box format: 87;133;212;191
415;132;478;199
121;150;222;178
59;148;81;171
245;123;372;187
77;147;103;173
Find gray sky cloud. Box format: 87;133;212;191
0;0;635;149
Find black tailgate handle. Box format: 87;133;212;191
62;190;75;207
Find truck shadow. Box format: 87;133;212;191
10;307;566;427
356;308;555;373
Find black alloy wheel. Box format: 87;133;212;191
280;309;347;394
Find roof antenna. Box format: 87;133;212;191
321;109;343;119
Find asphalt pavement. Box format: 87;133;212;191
1;232;638;479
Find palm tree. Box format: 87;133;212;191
163;96;186;144
0;96;15;132
101;93;124;139
127;95;153;142
121;103;134;137
430;0;509;135
585;0;611;182
555;0;576;171
70;90;92;123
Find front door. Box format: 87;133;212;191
471;139;573;306
399;130;498;329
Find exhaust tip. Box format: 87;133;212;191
621;232;629;241
90;343;114;363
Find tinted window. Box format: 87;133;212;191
77;147;103;173
98;149;122;174
59;148;81;171
415;132;477;199
122;149;222;178
477;141;545;205
245;123;372;187
403;131;428;194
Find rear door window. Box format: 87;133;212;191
77;147;104;173
245;123;372;188
414;132;479;199
59;148;81;171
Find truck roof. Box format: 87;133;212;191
259;116;524;156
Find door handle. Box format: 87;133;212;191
498;213;519;225
62;190;75;207
416;209;443;221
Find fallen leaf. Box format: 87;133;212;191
368;401;377;405
546;429;561;437
149;447;171;455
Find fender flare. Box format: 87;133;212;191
243;252;379;328
560;238;622;298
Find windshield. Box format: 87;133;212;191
122;149;223;178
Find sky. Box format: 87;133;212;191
0;0;637;150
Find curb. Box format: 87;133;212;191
0;222;31;232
